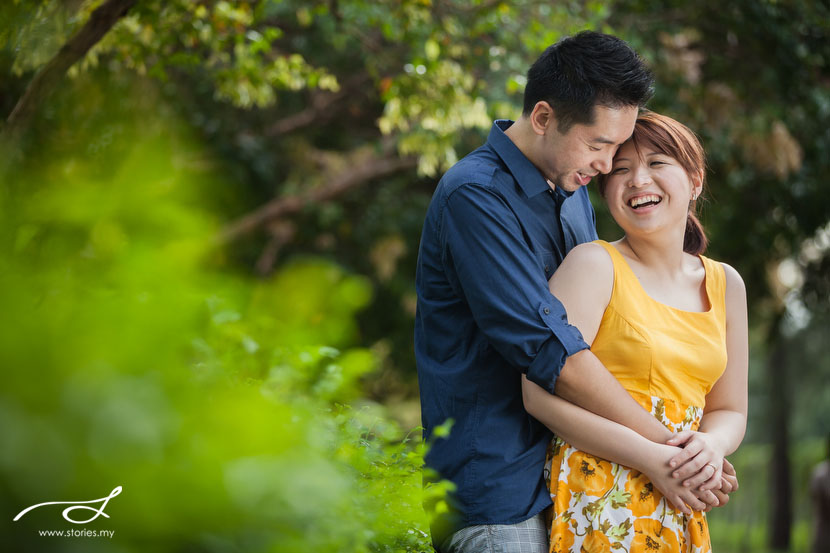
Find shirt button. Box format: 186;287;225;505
545;265;551;273
543;307;550;315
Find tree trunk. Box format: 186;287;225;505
768;316;792;549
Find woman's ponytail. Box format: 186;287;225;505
684;211;708;255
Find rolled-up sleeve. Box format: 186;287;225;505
440;183;589;394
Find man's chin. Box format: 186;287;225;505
557;179;582;193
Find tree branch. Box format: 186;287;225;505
3;0;137;135
265;74;369;137
254;220;297;275
216;150;417;244
266;95;337;137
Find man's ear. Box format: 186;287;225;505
529;101;557;136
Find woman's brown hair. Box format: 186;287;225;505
597;111;708;255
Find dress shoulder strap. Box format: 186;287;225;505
700;255;727;318
590;240;643;306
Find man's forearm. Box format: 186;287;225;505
554;349;672;443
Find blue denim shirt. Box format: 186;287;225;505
415;120;597;537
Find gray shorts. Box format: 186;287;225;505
438;512;548;553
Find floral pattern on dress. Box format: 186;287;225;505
545;391;710;553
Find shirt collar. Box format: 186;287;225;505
488;120;552;198
552;183;576;204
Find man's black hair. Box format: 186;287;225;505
523;31;654;132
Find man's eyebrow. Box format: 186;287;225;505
592;137;617;145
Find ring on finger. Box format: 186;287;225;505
705;462;718;472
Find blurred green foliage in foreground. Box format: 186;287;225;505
0;75;446;552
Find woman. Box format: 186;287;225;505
522;111;748;552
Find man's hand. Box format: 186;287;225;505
713;458;739;507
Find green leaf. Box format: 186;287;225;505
425;38;440;60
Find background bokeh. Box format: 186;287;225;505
1;1;828;551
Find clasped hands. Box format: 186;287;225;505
646;430;738;515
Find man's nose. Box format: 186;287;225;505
593;153;613;175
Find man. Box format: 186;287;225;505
414;31;734;553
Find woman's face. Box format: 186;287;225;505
602;140;702;239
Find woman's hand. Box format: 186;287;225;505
640;443;719;515
666;430;726;491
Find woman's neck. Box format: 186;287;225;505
618;231;690;277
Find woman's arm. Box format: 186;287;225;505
523;243;715;512
544;245;672;443
523;376;713;513
667;263;749;490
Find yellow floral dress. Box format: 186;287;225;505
546;240;728;553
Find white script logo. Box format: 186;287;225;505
13;486;122;524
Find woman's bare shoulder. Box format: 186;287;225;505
719;261;747;311
550;242;614;298
559;242;614;274
719;262;745;286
